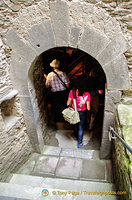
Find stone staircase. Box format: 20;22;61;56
0;145;117;200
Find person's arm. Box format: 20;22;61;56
45;84;49;88
45;74;51;88
63;72;70;88
86;101;90;111
86;92;91;111
66;83;70;88
67;97;72;107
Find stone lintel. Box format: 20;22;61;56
70;27;80;48
27;20;55;54
10;51;30;96
50;1;69;46
96;33;130;66
79;26;109;58
5;29;37;63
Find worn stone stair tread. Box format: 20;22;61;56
15;151;112;183
10;174;115;190
0;178;117;200
0;197;28;200
42;145;100;159
16;153;40;175
31;155;111;182
60;148;100;159
0;183;37;200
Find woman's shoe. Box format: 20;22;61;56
78;142;83;148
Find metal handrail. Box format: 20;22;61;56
109;126;132;154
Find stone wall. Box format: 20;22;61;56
0;34;33;181
0;93;33;181
0;0;132;179
112;103;132;200
32;54;47;142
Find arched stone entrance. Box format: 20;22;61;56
30;47;106;151
5;2;130;158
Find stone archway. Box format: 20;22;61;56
5;2;130;158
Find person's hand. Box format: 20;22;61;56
98;90;103;95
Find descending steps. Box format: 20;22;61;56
15;146;113;183
0;175;117;200
0;145;117;200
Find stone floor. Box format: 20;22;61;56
45;122;102;150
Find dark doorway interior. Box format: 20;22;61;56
33;47;106;150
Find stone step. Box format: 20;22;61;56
0;174;117;200
16;153;113;183
10;174;115;190
42;145;100;159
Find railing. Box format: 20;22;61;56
109;126;132;154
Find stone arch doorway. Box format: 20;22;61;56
30;47;106;152
6;17;130;158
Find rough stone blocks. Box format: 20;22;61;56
118;104;132;126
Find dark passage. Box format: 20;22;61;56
33;47;106;150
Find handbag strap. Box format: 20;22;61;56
72;88;76;99
53;70;67;89
72;89;78;112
